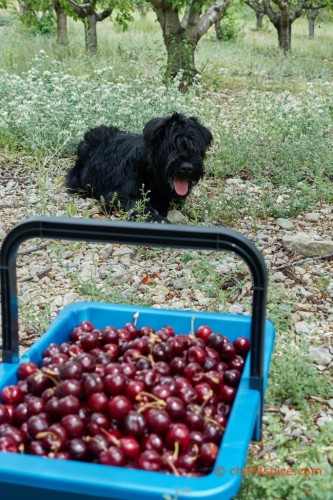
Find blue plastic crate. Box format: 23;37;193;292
0;218;276;500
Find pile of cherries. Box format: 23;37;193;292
0;317;250;477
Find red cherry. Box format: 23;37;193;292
1;385;24;405
233;337;251;355
107;396;132;420
0;436;18;453
0;404;10;424
224;369;241;387
228;355;245;371
166;423;190;450
195;325;213;342
219;385;236;403
137;450;162;471
80;321;95;332
17;362;39;380
200;442;219;465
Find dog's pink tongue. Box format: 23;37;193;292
174;177;189;196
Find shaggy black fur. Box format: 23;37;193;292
66;112;213;222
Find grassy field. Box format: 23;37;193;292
0;6;333;500
1;10;332;224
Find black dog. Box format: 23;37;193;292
66;112;213;222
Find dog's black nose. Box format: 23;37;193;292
179;162;193;174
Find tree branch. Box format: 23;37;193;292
66;0;90;16
186;1;202;41
272;252;333;271
244;0;265;12
271;0;288;8
263;0;279;23
181;0;196;29
197;0;230;41
96;6;113;21
290;0;307;21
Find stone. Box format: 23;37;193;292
167;210;188;224
80;265;97;282
295;321;317;335
282;233;333;257
283;410;302;423
272;272;286;282
225;178;244;185
316;416;333;428
291;428;303;438
304;212;320;222
276;218;295;230
172;279;189;290
152;294;167;304
63;293;80;306
113;247;134;257
309;347;332;366
228;304;244;314
99;244;113;258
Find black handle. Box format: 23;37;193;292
0;217;267;428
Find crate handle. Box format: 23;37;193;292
0;216;268;436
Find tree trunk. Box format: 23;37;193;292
164;33;197;89
85;14;97;54
277;22;291;53
215;19;222;40
54;0;68;45
275;7;291;53
154;6;198;89
307;9;319;39
308;16;315;39
256;11;264;30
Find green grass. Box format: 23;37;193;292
1;11;332;222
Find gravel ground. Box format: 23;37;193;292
0;155;332;490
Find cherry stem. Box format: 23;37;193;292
191;444;199;461
197;390;214;413
100;428;121;447
133;353;155;367
203;373;220;384
164;457;180;476
172;441;180;461
38;369;59;386
85;436;108;452
137;401;163;413
133;311;139;327
191;315;195;336
36;431;58;440
204;416;225;432
136;391;166;406
148;332;162;349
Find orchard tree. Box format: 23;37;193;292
14;0;56;33
304;1;327;38
146;1;231;88
54;0;68;43
64;0;133;53
263;0;306;52
244;0;265;29
65;0;114;53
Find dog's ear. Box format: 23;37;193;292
189;116;213;149
143;117;168;149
